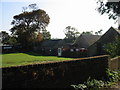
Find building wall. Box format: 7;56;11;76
87;43;97;56
87;27;120;56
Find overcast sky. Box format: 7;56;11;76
0;0;118;39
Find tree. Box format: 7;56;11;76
0;31;17;45
96;0;120;21
10;4;50;50
36;32;43;42
7;36;18;45
82;31;93;35
0;31;10;44
42;29;51;40
64;26;80;43
95;29;103;35
104;36;120;57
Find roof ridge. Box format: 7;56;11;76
111;27;120;34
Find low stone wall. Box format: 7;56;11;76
109;56;120;70
2;55;110;88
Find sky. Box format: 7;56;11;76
0;0;118;39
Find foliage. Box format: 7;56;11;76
86;78;104;89
71;69;120;90
0;31;17;45
42;29;51;40
36;32;43;42
96;0;120;29
106;69;120;83
95;29;103;35
96;0;120;21
104;69;120;88
104;37;120;57
64;26;80;43
10;4;50;49
82;31;93;35
71;77;104;90
0;31;10;44
7;36;18;45
71;84;87;90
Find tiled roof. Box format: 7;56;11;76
74;34;101;48
40;39;61;48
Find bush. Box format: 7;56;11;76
104;37;120;58
106;69;120;82
71;69;120;90
71;77;104;90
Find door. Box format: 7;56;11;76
58;48;62;56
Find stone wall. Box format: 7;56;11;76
2;55;110;88
109;56;120;70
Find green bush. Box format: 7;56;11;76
104;37;120;58
71;77;104;90
71;69;120;90
106;69;120;82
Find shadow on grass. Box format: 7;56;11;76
24;52;76;59
25;52;87;59
24;52;43;56
2;51;80;59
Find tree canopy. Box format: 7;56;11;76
95;29;103;35
0;31;9;44
97;0;120;21
0;31;17;45
10;4;50;49
42;29;51;40
64;26;80;43
96;0;120;29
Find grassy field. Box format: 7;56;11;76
1;52;73;68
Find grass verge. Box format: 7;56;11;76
1;52;73;68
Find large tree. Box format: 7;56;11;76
0;31;9;44
96;0;120;22
64;26;80;43
0;31;17;45
10;4;50;49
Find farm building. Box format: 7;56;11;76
33;38;75;56
62;34;101;57
34;39;61;55
57;34;101;57
73;34;101;49
87;27;120;56
34;27;120;57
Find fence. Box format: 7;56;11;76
2;55;110;88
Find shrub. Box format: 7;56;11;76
71;69;120;90
106;69;120;82
104;37;120;58
71;77;104;90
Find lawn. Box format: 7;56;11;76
1;52;73;68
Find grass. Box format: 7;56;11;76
1;52;73;68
